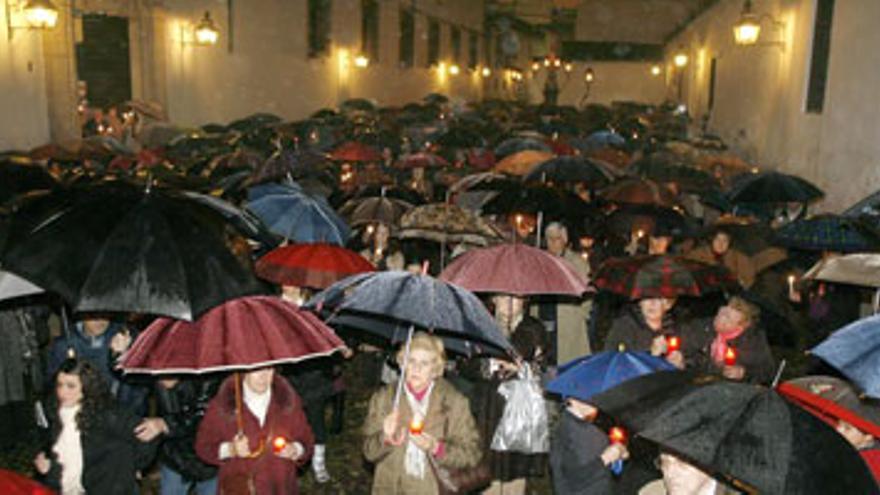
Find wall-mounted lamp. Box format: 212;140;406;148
584;67;595;83
193;11;219;45
481;67;491;77
448;64;460;76
650;64;662;76
732;0;785;48
673;51;688;68
5;0;58;40
353;55;369;68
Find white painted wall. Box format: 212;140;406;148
164;0;486;126
0;4;50;150
667;0;880;212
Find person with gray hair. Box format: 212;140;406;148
535;222;594;365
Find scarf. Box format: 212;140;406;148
710;325;746;365
54;404;85;495
403;381;434;479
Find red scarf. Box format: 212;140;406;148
711;326;746;365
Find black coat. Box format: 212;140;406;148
155;377;219;481
683;318;777;385
550;411;612;495
42;404;157;494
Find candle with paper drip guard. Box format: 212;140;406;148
666;335;681;354
272;436;288;453
724;346;738;366
409;415;424;435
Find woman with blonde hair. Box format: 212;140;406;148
363;332;482;494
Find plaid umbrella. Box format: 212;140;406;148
775;214;879;252
594;255;738;299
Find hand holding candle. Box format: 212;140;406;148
272;436;287;454
609;426;627;445
666;335;681;354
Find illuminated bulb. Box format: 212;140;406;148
194;11;219;45
481;67;491;77
553;59;561;67
674;52;688;67
24;0;59;28
354;55;370;68
449;64;460;75
531;61;541;71
651;65;662;76
564;62;573;72
543;58;551;67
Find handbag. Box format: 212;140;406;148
429;396;492;494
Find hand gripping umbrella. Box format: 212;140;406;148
590;371;879;494
1;182;265;320
305;270;512;407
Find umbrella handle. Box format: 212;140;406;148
234;372;244;434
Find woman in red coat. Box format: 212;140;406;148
196;368;314;495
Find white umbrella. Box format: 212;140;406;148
0;270;42;301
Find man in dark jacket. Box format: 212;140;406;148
135;377;220;495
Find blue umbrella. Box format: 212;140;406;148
572;130;626;153
546;350;675;402
246;182;349;245
812;314;880;398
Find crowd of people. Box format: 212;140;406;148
2;93;880;495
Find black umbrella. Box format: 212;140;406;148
727;171;824;204
1;182;266;320
591;371;879;495
522;156;615;187
606;204;696;238
493;137;552;159
629;156;719;193
305;271;512;357
0;161;57;205
433;127;485;148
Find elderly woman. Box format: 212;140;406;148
686;297;776;384
195;367;314;495
363;332;481;494
604;298;687;369
33;358;157;494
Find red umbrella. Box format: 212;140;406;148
120;295;345;374
329;141;382;162
0;469;55;495
255;243;375;289
396;152;449;169
593;255;737;299
439;243;589;296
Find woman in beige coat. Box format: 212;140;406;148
363;332;482;494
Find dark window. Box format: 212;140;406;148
427;19;440;66
361;0;379;62
399;8;414;68
468;31;478;69
451;27;461;63
75;14;131;109
708;57;717;111
308;0;332;58
806;0;835;113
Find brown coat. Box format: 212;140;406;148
686;244;756;288
363;379;482;494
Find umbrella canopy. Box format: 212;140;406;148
546;350;675;402
1;182;265;320
0;270;42;301
329;141;382;162
775;214;879;252
433;127;484;148
628;157;719;193
522;156;615;187
246;182;350;245
493;150;554;176
0;161;57;205
255;243;374;289
812;314;880;398
439;243;589;296
0;468;55;495
605;204;695;238
594;255;737;299
398;203;504;246
601;178;679;208
591;371;879;495
727;171;824;204
121;295;345;374
337;195;414;227
493;137;552;159
803;253;880;287
249;149;330;185
306;271;512;356
396;152;449;169
779;375;880;439
181;191;279;249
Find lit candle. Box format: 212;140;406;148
666;335;681;353
272;436;287;453
608;426;627;445
636;229;645;239
787;274;796;293
409;416;424;435
724;346;738;366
